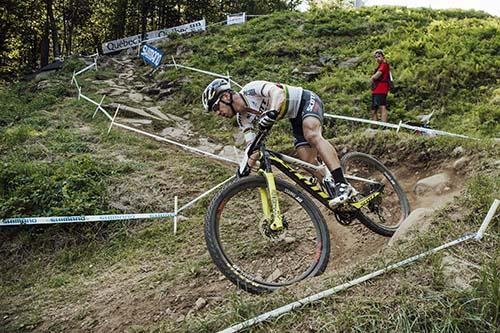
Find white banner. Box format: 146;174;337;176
102;19;206;54
227;13;246;25
149;18;206;39
0;212;176;226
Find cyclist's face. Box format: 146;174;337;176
215;93;234;118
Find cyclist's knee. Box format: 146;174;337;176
304;129;322;145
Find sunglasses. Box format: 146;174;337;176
211;96;222;112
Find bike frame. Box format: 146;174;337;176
240;130;382;230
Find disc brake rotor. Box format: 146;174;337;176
259;216;288;242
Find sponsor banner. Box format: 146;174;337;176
102;19;206;54
149;18;206;39
140;44;164;68
0;212;176;226
102;33;144;54
227;12;246;25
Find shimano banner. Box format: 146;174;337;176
102;19;206;54
227;13;246;25
140;44;164;68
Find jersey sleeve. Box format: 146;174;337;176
237;113;257;145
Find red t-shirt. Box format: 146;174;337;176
372;62;390;94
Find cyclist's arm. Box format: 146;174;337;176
261;84;286;111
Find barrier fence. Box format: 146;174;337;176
219;199;499;333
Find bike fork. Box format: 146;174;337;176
258;171;284;231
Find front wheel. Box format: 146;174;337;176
205;176;330;294
341;152;410;236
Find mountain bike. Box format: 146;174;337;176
205;128;410;294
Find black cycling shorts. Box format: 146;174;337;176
371;94;387;109
290;90;325;148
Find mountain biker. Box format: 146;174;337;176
202;78;354;206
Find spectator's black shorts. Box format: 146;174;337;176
371;94;387;109
290;90;325;148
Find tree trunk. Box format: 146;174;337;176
45;0;60;58
141;0;147;40
40;25;50;68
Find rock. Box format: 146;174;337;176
267;268;282;282
119;118;153;126
291;66;322;81
388;208;435;246
453;157;468;170
218;145;242;162
193;297;207;311
338;56;362;68
105;103;161;120
158;88;175;99
146;106;170;121
140;87;161;95
364;128;378;138
196;138;223;154
441;255;474;291
127;92;145;103
160;127;185;140
414;173;451;196
233;132;245;146
34;71;52;81
36;80;57;90
452;146;465;156
157;80;176;89
97;87;128;97
176;45;193;57
319;55;331;65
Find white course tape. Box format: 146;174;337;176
178;175;235;213
219;199;499;333
0;212;176;226
74;62;97;77
166;57;243;88
324;113;477;140
111;121;238;165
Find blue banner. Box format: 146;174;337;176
140;44;164;68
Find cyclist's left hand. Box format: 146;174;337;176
259;110;278;130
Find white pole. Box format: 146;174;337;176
93;95;106;118
475;199;499;241
174;196;178;234
108;104;121;134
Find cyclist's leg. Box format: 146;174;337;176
302;117;340;171
300;91;354;204
290;108;323;179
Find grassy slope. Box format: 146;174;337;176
0;6;499;333
154;6;499;142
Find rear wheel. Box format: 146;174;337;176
205;176;330;294
341;152;410;236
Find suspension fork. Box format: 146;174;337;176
257;152;283;231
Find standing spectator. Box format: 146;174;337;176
370;49;390;128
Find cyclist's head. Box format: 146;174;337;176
202;78;232;112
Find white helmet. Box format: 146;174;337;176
202;78;232;112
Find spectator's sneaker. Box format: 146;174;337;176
323;180;355;208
